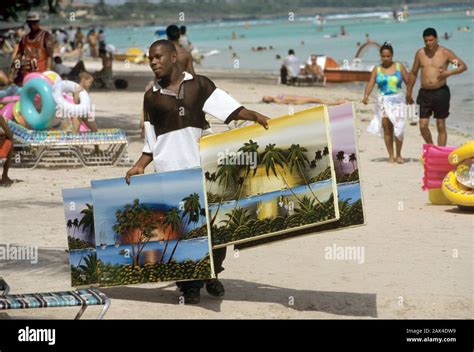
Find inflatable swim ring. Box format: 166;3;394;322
442;141;474;209
20;77;57;130
53;80;91;118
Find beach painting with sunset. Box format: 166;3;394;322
90;168;214;287
200;105;340;248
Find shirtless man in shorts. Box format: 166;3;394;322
406;27;467;146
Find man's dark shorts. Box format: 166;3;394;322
416;85;450;119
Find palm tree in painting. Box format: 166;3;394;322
205;171;217;194
72;218;79;238
239;140;259;178
113;199;157;268
66;219;73;236
78;203;94;245
182;193;201;225
294;196;319;216
210;163;240;226
232;139;260;206
336;151;346;174
323;146;329;159
221;207;251;229
78;253;99;283
199;208;207;227
349;153;357;172
315;150;323;167
165;207;186;264
261;143;302;202
287;144;322;205
159;207;182;263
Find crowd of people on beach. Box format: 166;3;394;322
0;12;118;186
0;13;114;89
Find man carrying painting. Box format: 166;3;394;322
125;39;270;304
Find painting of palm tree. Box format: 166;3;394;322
113;199;160;268
231;103;366;251
200;105;339;247
72;218;79;237
261;143;303;202
349;153;357;172
323;146;329;159
62;187;100;286
89;168;213;287
78;203;95;246
287;144;322;205
210;163;240;226
162;207;183;263
336;151;345;174
66;219;73;235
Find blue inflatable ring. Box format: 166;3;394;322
20;77;57;130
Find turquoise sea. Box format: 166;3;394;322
106;9;473;133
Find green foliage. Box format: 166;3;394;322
96;256;212;287
210;194;340;245
68;236;93;250
181;224;208;240
309;166;332;183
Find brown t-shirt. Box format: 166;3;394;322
142;72;243;172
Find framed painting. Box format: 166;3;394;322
235;103;366;250
62;187;98;288
90;168;214;287
200;105;340;248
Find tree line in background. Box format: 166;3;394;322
1;0;467;22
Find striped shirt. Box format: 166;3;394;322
142;71;243;172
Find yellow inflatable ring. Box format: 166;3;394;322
442;170;473;207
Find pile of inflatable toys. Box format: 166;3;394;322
0;71;91;133
423;141;474;211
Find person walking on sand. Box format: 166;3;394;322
406;28;467;146
363;42;409;164
125;39;270;305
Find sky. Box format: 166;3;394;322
91;167;206;245
200;105;331;177
328;103;359;175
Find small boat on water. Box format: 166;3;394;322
323;41;380;83
324;56;373;83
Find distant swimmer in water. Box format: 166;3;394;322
340;26;347;36
443;32;452;40
262;94;346;105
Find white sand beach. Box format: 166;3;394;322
0;63;472;319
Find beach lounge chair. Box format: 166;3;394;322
0;277;111;319
7;120;133;169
